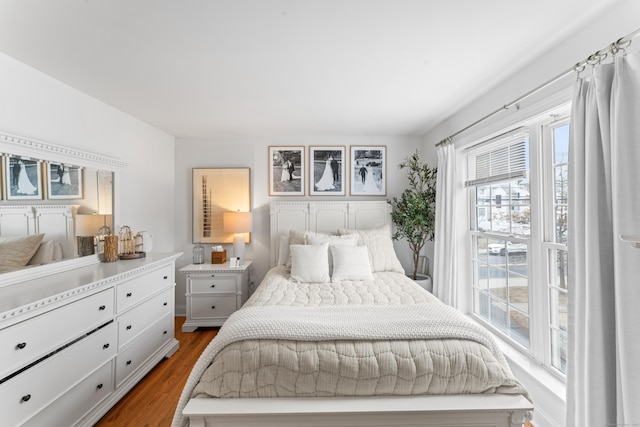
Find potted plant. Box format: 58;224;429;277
387;150;437;284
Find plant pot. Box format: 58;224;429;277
410;274;432;293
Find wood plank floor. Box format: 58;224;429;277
94;316;535;427
95;317;217;427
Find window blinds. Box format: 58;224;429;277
465;129;529;187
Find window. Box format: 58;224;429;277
467;111;570;377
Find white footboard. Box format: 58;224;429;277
183;395;533;427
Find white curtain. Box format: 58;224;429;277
567;50;640;426
432;143;457;306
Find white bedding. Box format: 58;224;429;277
173;266;527;427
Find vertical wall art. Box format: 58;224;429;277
309;146;345;196
269;146;305;196
350;145;386;196
4;156;43;200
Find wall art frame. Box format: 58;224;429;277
192;167;251;244
309;146;346;196
46;162;84;199
268;146;305;196
350;145;387;196
4;155;43;200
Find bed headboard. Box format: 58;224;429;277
0;205;78;259
269;201;391;267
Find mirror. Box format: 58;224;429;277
0;130;124;283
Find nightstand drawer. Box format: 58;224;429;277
190;275;237;294
190;295;237;319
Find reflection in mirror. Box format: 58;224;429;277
0;130;123;283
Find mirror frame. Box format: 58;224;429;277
0;130;126;287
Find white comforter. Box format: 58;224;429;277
172;266;527;427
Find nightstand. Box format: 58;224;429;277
180;261;252;332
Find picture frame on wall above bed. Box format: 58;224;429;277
46;162;83;199
4;155;43;200
309;146;345;196
350;145;386;196
269;146;305;196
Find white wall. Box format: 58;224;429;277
419;2;640;426
0;51;176;252
174;136;424;313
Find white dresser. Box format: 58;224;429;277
0;252;181;427
180;261;251;332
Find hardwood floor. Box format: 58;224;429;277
95;317;217;427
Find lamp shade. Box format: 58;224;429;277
223;211;252;234
76;214;105;236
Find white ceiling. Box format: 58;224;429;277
0;0;620;138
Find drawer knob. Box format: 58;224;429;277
98;305;106;311
16;342;27;350
210;284;216;288
163;275;168;279
96;383;103;390
163;302;168;306
103;343;110;349
126;292;133;297
126;325;132;330
163;330;168;335
211;305;216;310
20;394;31;403
126;360;132;366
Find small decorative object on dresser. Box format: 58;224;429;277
180;260;252;332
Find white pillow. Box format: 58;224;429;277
0;234;45;269
330;245;374;282
337;224;404;273
277;234;290;266
290;243;330;283
28;240;55;265
306;232;358;271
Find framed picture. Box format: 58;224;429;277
269;146;305;196
350;146;386;196
4;156;43;200
46;162;83;199
192;168;251;244
309;146;346;196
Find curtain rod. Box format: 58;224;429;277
435;27;640;147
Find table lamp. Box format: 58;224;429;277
223;211;252;266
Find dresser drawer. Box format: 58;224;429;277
118;288;173;349
190;295;237;319
23;361;113;427
190;274;237;294
115;314;172;387
0;322;116;427
116;264;173;313
0;288;114;380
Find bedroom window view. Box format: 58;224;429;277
468;114;570;376
469;135;531;348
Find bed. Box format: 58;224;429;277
174;201;533;427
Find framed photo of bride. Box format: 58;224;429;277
309;146;345;196
4;156;43;200
350;145;386;196
269;146;305;196
46;162;83;199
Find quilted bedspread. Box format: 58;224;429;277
172;266;527;427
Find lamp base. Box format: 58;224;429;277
232;234;245;266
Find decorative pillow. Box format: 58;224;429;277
28;240;55;265
330;245;374;282
306;232;359;271
277;234;290;266
285;229;307;269
290;243;330;283
337;224;404;273
0;234;45;269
